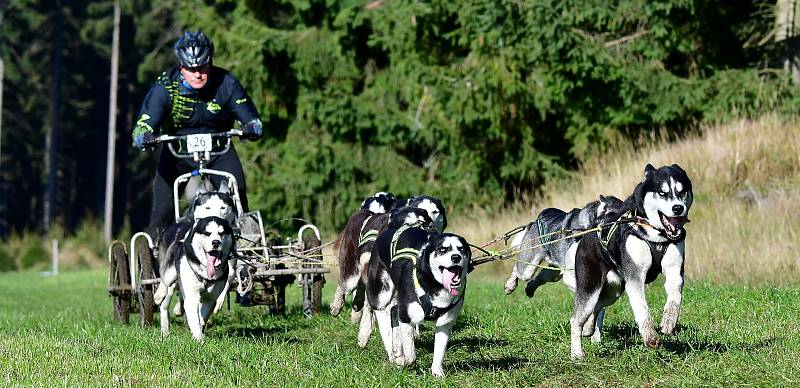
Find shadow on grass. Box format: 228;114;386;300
449;355;530;372
597;323;777;355
214;307;315;341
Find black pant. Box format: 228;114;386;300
148;144;249;231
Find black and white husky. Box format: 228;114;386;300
405;195;448;233
569;164;693;359
153;216;235;341
330;206;434;320
358;225;470;378
360;191;400;214
184;186;237;225
503;195;623;297
330;194;447;319
170;186;238;315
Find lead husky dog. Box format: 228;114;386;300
154;216;235;341
330;195;447;320
503;195;623;297
569;164;693;359
359;225;470;378
169;185;238;316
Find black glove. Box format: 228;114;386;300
241;119;263;141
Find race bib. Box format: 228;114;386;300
186;133;213;153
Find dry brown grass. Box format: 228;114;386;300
455;115;800;283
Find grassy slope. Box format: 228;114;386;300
457;116;800;283
0;270;798;386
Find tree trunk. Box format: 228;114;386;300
776;0;800;83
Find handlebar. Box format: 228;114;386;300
150;129;244;145
143;129;245;160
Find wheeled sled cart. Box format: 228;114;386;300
107;131;329;326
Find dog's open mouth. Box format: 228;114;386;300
658;212;689;239
439;265;463;296
206;249;222;278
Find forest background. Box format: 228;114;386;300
2;0;799;263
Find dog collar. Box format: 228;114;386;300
419;286;464;320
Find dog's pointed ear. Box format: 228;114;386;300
671;163;686;175
219;179;230;194
196;183;208;195
644;164;656;176
461;236;471;261
599;194;607;202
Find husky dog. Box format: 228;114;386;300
503;195;623;297
169;185;238;316
360;192;400;214
569;164;693;359
405;195;447;233
153;216;235;341
184;186;237;225
359;226;470;378
330;206;434;320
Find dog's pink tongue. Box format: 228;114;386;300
442;268;459;296
669;215;690;227
207;255;219;278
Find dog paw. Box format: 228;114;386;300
357;333;370;348
570;349;585;361
524;282;538;298
503;278;518;295
393;356;406;368
350;309;363;325
590;330;602;343
645;335;661;349
660;320;676;335
660;305;680;334
329;294;344;316
431;365;445;378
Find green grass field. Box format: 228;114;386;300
1;270;797;386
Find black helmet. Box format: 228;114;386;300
174;30;214;68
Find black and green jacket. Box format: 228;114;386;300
132;65;260;139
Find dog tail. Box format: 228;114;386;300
336;209;373;282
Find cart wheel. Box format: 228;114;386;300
302;229;325;316
109;242;131;324
136;239;156;327
311;274;325;315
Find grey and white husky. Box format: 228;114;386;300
569;164;693;359
503;195;623;297
153;216;235;341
